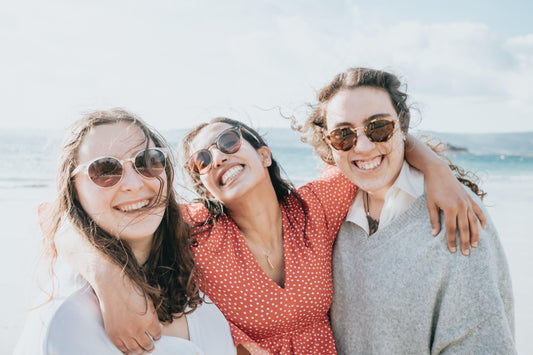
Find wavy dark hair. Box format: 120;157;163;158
291;67;485;198
180;117;307;235
42;109;202;322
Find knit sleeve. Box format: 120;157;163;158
431;193;516;354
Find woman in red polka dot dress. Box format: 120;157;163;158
176;117;482;354
60;117;484;354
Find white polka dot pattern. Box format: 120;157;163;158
185;166;357;354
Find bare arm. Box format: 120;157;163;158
50;209;162;354
404;134;487;255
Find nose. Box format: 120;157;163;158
119;162;144;191
353;128;375;152
210;146;229;168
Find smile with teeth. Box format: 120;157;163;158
117;199;150;212
355;156;382;170
221;165;243;185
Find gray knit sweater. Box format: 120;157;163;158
330;192;516;354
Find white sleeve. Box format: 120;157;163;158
186;296;236;355
44;287;122;355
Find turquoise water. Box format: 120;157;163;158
1;128;532;189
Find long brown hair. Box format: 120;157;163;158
42;109;202;322
180;117;307;237
292;67;485;198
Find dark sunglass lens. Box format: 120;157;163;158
218;130;241;154
330;128;356;151
88;158;122;187
190;150;212;174
367;120;395;142
135;149;166;178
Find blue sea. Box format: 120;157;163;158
1;128;533;190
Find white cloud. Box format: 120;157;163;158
0;1;531;132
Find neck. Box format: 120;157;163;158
128;236;153;266
365;189;387;220
226;179;282;248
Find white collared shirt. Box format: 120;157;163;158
345;161;425;234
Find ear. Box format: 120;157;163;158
258;146;272;167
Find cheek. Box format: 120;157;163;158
74;179;113;226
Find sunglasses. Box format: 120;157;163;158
187;126;251;175
325;118;398;151
71;148;168;188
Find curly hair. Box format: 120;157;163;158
291;67;485;198
42;109;202;322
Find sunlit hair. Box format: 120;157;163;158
42;109;202;322
180;117;307;233
292;67;485;198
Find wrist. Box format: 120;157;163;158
89;258;123;295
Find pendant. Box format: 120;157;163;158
367;215;379;235
265;254;275;269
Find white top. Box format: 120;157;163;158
14;265;235;355
345;161;425;233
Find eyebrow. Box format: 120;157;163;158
332;113;393;128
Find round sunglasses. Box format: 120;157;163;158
71;148;168;188
325;118;398;151
187;126;251;175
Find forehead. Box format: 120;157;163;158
326;87;396;128
77;122;153;163
190;122;233;151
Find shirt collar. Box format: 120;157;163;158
345;161;425;232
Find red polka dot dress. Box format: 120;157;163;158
184;166;356;354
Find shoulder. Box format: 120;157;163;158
181;203;209;225
297;165;357;206
45;287;121;354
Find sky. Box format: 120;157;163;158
1;0;532;133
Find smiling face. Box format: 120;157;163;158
189;122;271;205
326;87;405;199
73;122;167;252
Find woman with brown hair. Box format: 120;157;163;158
14;109;235;354
298;67;515;353
62;111;489;354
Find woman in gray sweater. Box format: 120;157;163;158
298;67;516;354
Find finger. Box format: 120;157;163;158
457;209;471;256
146;319;162;341
468;208;479;248
122;337;145;355
444;210;458;253
113;338;128;354
427;202;441;236
136;331;156;353
469;195;487;230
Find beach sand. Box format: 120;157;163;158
2;175;532;353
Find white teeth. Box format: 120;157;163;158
118;200;149;212
356;156;382;170
221;166;243;185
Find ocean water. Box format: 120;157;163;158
1;128;533;190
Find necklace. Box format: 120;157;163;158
264;253;275;270
363;191;379;235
